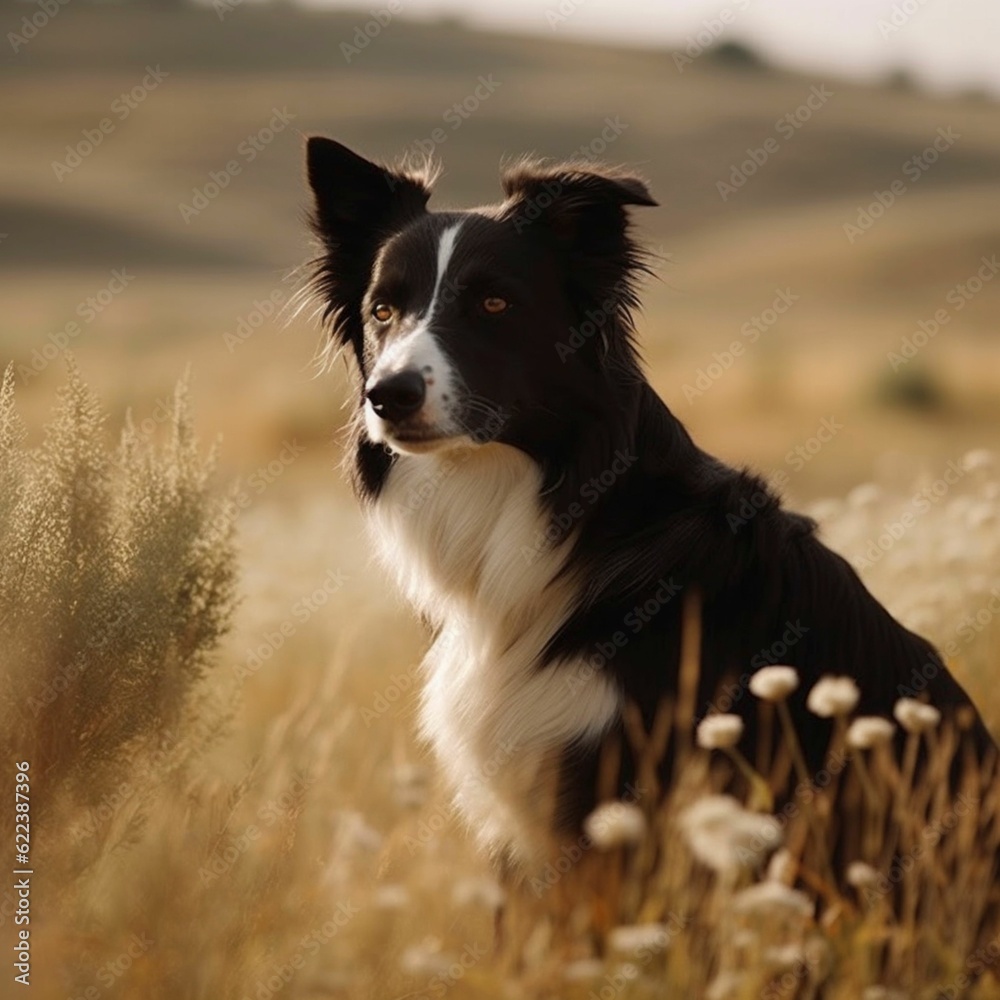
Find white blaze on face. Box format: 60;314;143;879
365;221;465;446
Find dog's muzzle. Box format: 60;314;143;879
366;369;427;425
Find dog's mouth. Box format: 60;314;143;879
363;378;503;456
380;422;470;455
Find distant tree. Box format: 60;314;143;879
707;40;766;72
886;67;919;92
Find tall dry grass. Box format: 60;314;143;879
3;370;1000;999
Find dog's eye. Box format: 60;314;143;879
372;303;393;323
482;296;509;315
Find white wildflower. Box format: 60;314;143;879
846;716;895;749
806;498;843;523
947;495;974;521
805;934;834;972
749;665;799;702
893;698;941;734
400;938;453;977
562;959;605;982
764;943;806;968
820;902;844;931
862;988;910;1000
678;796;782;875
846;861;879;888
335;810;383;853
766;848;796;884
374;883;410;909
706;971;745;999
584;801;647;849
393;762;430;809
806;676;860;717
697;713;744;749
962;448;994;473
966;502;995;530
847;483;882;508
904;608;937;633
732;880;814;920
452;876;505;910
608;923;673;954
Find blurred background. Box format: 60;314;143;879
4;0;1000;501
5;4;1000;995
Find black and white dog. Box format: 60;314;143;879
305;137;997;872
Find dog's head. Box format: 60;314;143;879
306;137;656;458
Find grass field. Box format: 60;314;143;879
3;6;1000;997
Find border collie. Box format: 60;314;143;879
304;137;997;874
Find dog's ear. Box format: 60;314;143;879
306;137;433;371
501;159;657;366
500;159;656;245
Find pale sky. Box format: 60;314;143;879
302;0;1000;96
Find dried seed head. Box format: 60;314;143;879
749;665;799;702
806;675;860;717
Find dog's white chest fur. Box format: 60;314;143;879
369;444;620;862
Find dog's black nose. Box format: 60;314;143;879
366;370;426;423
